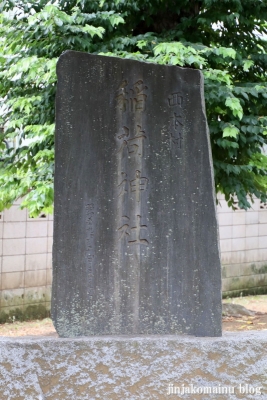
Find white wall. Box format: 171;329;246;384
0;199;52;316
217;194;267;296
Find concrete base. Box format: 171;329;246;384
0;332;266;399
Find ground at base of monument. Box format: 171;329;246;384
222;312;267;332
223;294;267;313
0;318;58;337
222;294;267;332
0;296;265;337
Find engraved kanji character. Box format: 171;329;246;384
130;170;148;202
117;126;129;140
130;80;148;112
169;131;183;148
169;112;183;148
127;125;146;157
171;112;183;131
133;80;148;95
118;172;128;198
134;93;147;111
128;215;149;246
116;80;129;112
117;139;128;155
118;224;130;240
118;216;130;241
116;93;128;112
168;92;183;107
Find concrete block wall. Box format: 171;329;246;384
217;194;267;297
0;199;52;320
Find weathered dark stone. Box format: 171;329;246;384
52;51;222;337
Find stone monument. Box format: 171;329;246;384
52;51;222;337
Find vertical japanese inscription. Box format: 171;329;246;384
167;91;184;149
85;203;94;299
116;80;148;113
116;80;149;246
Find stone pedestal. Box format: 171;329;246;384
0;332;266;399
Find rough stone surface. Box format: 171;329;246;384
53;51;221;337
0;332;266;399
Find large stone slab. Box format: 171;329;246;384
52;51;221;337
0;332;266;399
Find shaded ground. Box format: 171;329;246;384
222;294;267;332
0;295;266;337
0;318;58;337
223;294;267;313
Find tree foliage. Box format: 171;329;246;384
1;0;267;215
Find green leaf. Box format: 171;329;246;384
214;47;236;59
109;14;124;27
82;24;105;38
223;125;240;138
136;40;147;49
243;59;254;71
54;17;63;27
225;97;243;120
